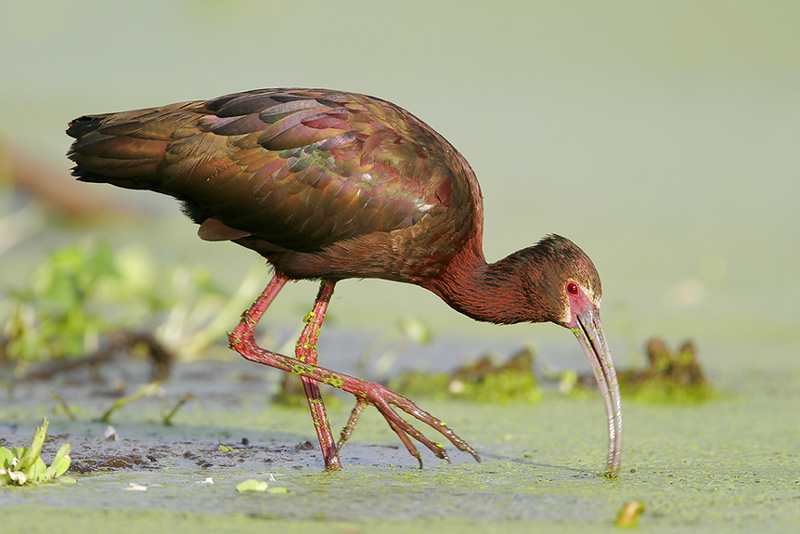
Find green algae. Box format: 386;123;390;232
616;338;715;404
2;355;800;533
388;348;542;403
559;337;715;405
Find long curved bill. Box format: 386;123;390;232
572;308;623;477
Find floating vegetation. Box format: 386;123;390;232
0;240;260;375
0;418;72;486
236;479;288;493
616;338;714;404
615;500;645;527
389;348;541;403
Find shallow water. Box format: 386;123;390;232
2;328;799;533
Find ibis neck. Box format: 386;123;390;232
423;241;544;325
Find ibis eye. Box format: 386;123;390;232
566;282;579;295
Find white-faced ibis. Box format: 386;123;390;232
67;88;622;476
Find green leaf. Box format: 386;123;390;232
45;443;72;479
0;446;13;468
236;479;269;492
18;418;48;469
26;457;47;482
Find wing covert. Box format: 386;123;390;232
166;89;462;252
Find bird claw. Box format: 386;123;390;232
338;382;480;467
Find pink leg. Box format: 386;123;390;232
229;273;288;342
230;280;481;468
229;274;341;470
294;281;341;470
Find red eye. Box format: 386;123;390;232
566;282;579;295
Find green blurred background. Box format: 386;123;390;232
1;0;798;371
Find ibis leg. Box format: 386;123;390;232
294;280;341;470
229;273;288;338
337;398;367;452
229;275;341;470
231;321;481;467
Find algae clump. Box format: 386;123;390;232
617;338;714;404
390;348;542;403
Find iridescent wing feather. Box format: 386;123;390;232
68;89;468;253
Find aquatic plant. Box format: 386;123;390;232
0;418;71;486
1;240;258;371
389;348;542;403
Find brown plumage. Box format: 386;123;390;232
67;88;622;475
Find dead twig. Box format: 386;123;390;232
23;330;174;382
